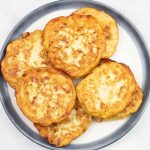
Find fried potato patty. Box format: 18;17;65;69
74;7;119;58
15;68;76;126
43;14;106;78
34;104;92;147
1;30;50;88
76;60;137;119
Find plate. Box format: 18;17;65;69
0;0;150;150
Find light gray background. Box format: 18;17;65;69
0;0;150;149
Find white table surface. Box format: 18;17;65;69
0;0;150;149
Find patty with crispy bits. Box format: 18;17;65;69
42;14;106;78
76;60;139;119
111;83;143;119
74;7;119;58
34;104;92;147
15;68;76;126
1;30;50;88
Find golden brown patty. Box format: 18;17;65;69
74;7;119;58
76;60;137;119
15;68;76;126
34;104;92;147
1;30;50;88
42;14;106;78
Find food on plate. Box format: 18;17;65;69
76;59;139;119
0;6;144;147
42;14;106;78
73;7;119;58
1;30;50;88
34;103;92;147
15;68;76;126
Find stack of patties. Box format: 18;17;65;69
1;7;143;147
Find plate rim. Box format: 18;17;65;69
0;0;150;150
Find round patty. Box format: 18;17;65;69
76;60;137;119
42;14;106;78
15;68;76;126
34;103;92;147
73;7;119;58
1;30;50;88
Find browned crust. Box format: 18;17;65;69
16;67;76;126
77;59;140;119
42;14;106;78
